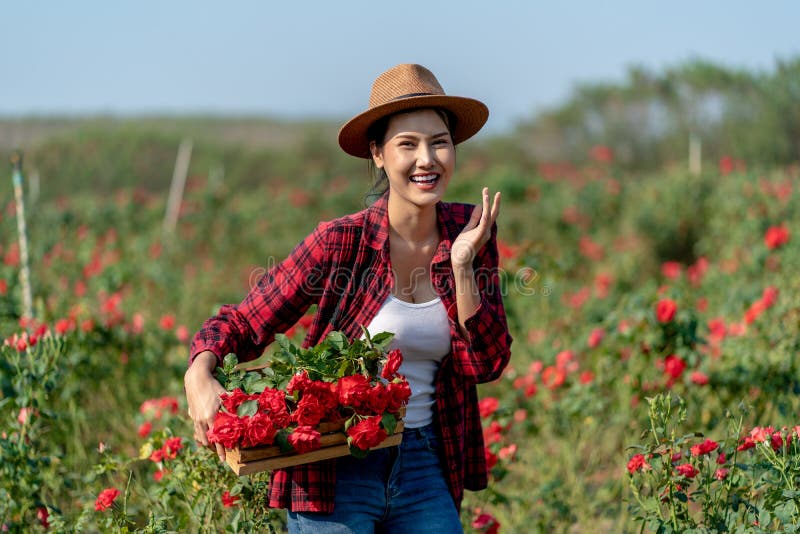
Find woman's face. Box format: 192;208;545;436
370;109;455;211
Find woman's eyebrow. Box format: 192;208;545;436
394;131;450;140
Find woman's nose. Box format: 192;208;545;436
416;143;435;167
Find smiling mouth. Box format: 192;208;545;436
409;173;439;184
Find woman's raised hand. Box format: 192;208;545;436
451;187;501;269
184;351;227;462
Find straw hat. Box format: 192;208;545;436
338;64;489;159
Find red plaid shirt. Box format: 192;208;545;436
190;193;513;513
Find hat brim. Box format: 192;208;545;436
338;95;489;159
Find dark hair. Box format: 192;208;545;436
363;108;457;206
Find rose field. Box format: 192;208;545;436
2;119;800;531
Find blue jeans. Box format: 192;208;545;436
287;424;463;533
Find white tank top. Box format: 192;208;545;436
362;294;451;428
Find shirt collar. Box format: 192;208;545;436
364;193;462;265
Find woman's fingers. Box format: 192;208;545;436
490;192;501;225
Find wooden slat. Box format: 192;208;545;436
227;433;403;475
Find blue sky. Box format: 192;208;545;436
1;1;798;134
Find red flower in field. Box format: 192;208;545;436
661;261;682;280
243;412;278;448
479;397;500;419
690;371;709;386
761;286;779;308
737;436;756;452
150;448;165;463
221;490;240;508
37;507;49;529
158;314;175;331
707;318;727;343
587;327;605;348
207;412;246;449
472;510;501;534
220;388;256;415
656;299;677;323
771;431;784;451
347;415;388;450
541;366;567;390
719;155;735;175
137;421;152;438
675;463;699;478
750;426;774;443
627;454;650;474
80;318;94;332
485;447;498;469
715;468;729;481
499;443;518;460
663;355;687;380
696;297;708;312
381;349;403;380
0;279;6;296
385;380;411;413
687;257;709;286
794;426;800;440
484;421;505;444
579;371;595;385
594;273;613;299
338;374;372;409
691;439;719;457
94;487;120;512
55;318;74;335
175;325;189;344
163;437;183;459
579;236;604;261
764;224;790;250
288;426;321;454
589;144;614;163
717;451;727;465
555;350;575;369
153;469;167;482
744;300;765;324
292;393;328;427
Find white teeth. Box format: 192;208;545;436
410;174;438;183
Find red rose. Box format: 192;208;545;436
365;383;389;415
675;463;699;478
690;439;718;457
761;286;779;308
764;224;790;249
287;371;312;394
656;298;677;323
292;394;328;427
626;453;650;474
478;397;499;419
472;511;500;534
258;388;291;427
37;507;50;529
485;447;498;469
663;355;686;380
347;415;388;450
690;371;709;386
288;425;321;453
306;380;340;414
243;412;278;447
381;349;404;380
221;490;240;508
207;412;246;449
220;388;256;414
137;421;152;438
94;487;120;512
163;436;183;459
338;374;372;409
661;261;682;280
385;380;411;413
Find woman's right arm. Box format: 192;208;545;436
184;221;332;461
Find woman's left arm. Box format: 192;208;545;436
449;188;513;384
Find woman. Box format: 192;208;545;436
185;63;512;533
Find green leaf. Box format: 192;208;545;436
381;413;397;435
327;331;348;351
237;400;259;417
274;430;293;453
347;438;369;459
275;334;291;352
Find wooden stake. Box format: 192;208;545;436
11;152;33;319
163;139;193;235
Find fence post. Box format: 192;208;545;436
11;152;33;319
163;139;193;235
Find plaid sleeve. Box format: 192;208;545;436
189;222;330;365
446;224;513;384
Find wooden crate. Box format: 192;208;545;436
225;417;405;475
